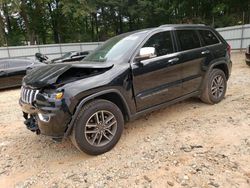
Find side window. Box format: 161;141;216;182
176;30;201;51
142;31;174;57
199;30;220;46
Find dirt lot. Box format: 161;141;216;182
0;53;250;188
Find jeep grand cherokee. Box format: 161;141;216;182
19;24;232;155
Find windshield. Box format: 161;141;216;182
84;31;148;62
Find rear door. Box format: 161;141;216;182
198;29;224;59
175;29;212;95
132;30;182;111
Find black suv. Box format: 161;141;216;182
20;25;232;155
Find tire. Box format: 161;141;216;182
200;69;227;104
70;99;124;155
246;61;250;66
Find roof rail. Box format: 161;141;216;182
159;24;206;28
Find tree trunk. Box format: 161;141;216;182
2;3;11;34
91;15;94;41
0;14;6;46
48;3;59;43
20;0;35;45
118;10;123;34
94;13;99;41
34;1;46;44
128;15;134;31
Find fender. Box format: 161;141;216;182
64;89;131;137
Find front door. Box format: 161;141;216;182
132;31;182;111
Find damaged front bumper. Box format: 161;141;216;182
19;92;72;139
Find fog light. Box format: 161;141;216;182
38;113;50;122
55;92;64;100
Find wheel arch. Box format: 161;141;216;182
64;89;131;136
212;63;229;80
200;61;229;93
95;92;130;121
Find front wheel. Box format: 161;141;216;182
200;69;227;104
70;99;124;155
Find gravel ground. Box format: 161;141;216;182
0;53;249;188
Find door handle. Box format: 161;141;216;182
168;57;179;64
201;50;210;55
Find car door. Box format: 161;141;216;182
8;60;32;86
0;61;10;89
198;29;224;60
131;30;182;111
175;29;212;95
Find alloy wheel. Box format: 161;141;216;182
84;110;117;147
211;75;225;99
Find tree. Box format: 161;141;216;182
0;0;249;46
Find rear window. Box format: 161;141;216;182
176;30;201;51
199;30;220;46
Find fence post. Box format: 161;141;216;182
37;44;41;54
7;46;10;58
59;43;63;56
80;43;83;52
240;24;245;52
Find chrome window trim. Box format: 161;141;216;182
140;52;180;65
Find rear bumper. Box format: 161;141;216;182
19;99;71;138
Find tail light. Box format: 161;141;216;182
227;44;231;57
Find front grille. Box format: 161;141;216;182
21;87;39;104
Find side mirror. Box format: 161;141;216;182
135;47;156;62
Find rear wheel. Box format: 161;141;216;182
200;69;227;104
70;99;124;155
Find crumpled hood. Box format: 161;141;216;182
23;62;113;88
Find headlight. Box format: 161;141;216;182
42;91;64;100
55;92;64;100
